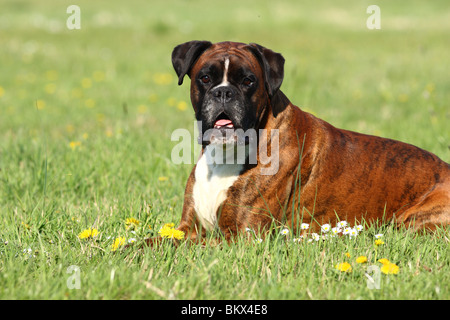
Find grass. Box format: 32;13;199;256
0;0;449;300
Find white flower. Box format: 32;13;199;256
337;221;348;228
127;238;137;243
293;236;304;243
331;227;342;235
22;248;35;259
356;225;364;232
321;234;329;240
245;227;253;233
321;224;331;233
342;227;352;235
280;228;290;236
375;233;383;239
311;233;320;241
348;228;358;238
301;223;309;230
255;238;263;244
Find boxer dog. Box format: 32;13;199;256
161;41;450;244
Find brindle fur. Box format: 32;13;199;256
149;41;450;246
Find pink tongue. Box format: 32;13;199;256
214;119;234;128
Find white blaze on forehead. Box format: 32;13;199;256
224;58;229;73
216;58;230;87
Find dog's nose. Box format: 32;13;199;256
211;86;235;104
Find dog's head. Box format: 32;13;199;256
172;41;285;145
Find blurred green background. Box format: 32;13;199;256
1;1;449;148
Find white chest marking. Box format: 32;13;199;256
192;144;243;231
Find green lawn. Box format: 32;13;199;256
0;0;449;300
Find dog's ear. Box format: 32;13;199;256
172;41;212;85
247;43;285;98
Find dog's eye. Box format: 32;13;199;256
200;75;211;84
242;77;254;87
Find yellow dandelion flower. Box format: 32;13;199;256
126;217;140;225
345;252;351;258
21;222;31;230
36;99;46;110
162;223;175;228
381;262;399;275
84;98;96;108
44;83;56;94
425;83;435;93
164;228;185;240
177;101;188;111
125;217;140;230
69;141;81;150
81;78;92;89
356;256;368;264
97;113;105;123
158;176;168;182
166;97;177;107
92;71;105;82
378;258;390;265
153;73;173;85
105;129;113;137
137;104;147;114
335;262;352;273
111;237;126;251
158;224;184;240
375;239;385;246
78;228;99;239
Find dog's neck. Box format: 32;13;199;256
256;90;291;131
